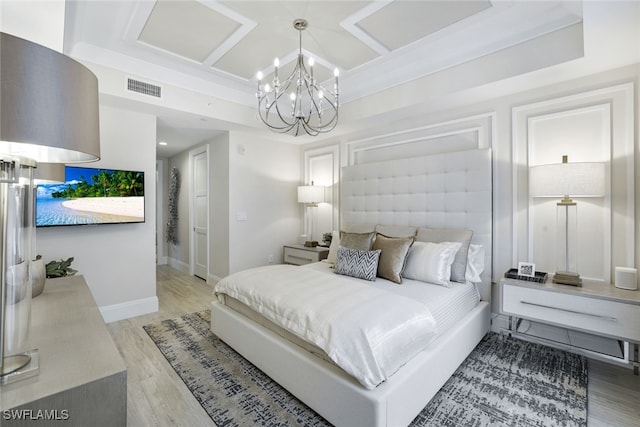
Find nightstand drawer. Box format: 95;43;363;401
503;284;640;342
284;247;322;265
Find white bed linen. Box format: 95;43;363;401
309;261;480;340
214;264;437;389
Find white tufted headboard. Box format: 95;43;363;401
341;148;492;300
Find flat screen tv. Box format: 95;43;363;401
36;166;145;227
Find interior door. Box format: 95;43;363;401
193;150;208;280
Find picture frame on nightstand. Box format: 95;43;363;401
504;268;548;284
517;262;536;277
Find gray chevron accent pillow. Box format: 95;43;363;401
334;246;381;281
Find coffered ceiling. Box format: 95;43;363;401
61;0;624;155
66;0;583;101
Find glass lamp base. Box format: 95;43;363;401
0;349;39;385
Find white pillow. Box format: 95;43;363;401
465;244;485;283
402;241;462;287
325;230;340;265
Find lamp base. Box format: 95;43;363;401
0;349;39;385
304;241;318;248
552;271;582;287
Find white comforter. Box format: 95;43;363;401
215;264;437;389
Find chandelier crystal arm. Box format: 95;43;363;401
255;19;339;136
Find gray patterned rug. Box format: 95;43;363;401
143;310;587;427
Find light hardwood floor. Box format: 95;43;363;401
108;265;214;426
109;265;640;427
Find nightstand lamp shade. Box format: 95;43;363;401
529;156;605;286
529;161;605;199
298;182;325;247
297;184;325;207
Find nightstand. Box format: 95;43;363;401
501;277;640;374
284;244;329;266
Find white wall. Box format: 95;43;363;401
36;106;158;322
228;132;300;273
210;134;230;281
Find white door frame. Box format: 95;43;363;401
189;145;210;279
156;159;167;265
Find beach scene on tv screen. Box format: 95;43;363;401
36;167;144;226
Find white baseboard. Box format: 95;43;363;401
168;257;190;274
157;255;168;265
208;274;222;286
100;296;159;323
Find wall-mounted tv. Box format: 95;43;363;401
36;166;145;227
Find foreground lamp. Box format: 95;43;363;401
0;32;100;384
256;19;339;137
33;163;66;185
297;182;325;247
529;155;605;286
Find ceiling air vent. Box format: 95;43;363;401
127;78;162;98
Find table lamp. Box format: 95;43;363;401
0;33;100;384
297;182;325;247
529;155;605;286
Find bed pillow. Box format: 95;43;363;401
339;231;375;251
374;224;417;239
465;244;485;283
371;233;414;284
416;227;473;283
334;246;381;281
325;230;340;265
402;241;462;287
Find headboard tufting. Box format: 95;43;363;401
341;148;492;299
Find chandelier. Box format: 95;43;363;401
255;19;339;136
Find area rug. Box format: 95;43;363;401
143;310;587;427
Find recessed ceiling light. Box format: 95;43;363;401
158;141;168;146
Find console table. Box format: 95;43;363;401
501;277;640;374
0;275;127;426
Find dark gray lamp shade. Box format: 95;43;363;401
0;32;100;163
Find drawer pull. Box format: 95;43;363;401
520;301;618;321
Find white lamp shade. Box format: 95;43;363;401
529;162;605;198
297;185;325;204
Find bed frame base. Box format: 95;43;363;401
211;300;490;427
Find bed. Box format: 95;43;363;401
211;148;492;427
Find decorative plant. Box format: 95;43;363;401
323;232;333;245
45;257;77;278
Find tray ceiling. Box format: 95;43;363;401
65;0;583;105
61;0;594;154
